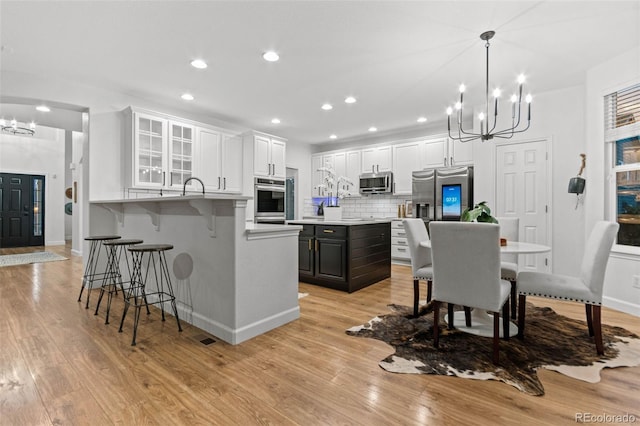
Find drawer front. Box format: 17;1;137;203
391;237;408;247
391;245;411;259
300;224;315;237
391;228;407;238
391;220;405;229
315;225;347;239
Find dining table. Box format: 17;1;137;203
419;238;551;337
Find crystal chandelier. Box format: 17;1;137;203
1;118;36;136
447;30;532;142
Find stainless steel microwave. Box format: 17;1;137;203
359;171;393;194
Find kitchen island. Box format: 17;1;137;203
288;219;391;292
89;194;301;344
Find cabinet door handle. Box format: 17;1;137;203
272;163;276;175
218;176;221;190
162;172;166;186
398;232;406;236
323;229;334;233
308;239;312;251
223;177;226;190
397;247;407;252
315;240;319;251
450;156;453;166
377;164;380;173
372;165;375;173
443;157;447;167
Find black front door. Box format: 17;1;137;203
0;173;45;248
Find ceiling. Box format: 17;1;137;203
1;1;639;144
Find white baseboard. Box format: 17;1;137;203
153;299;300;345
603;296;640;317
46;240;66;246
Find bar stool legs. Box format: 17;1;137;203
119;244;182;346
94;239;145;324
78;235;121;309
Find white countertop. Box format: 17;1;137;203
90;194;252;204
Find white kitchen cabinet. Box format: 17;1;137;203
345;150;362;196
311;154;325;197
361;145;392;173
392;142;423;194
168;121;195;189
198;129;243;193
391;219;411;264
125;108;199;191
423;137;473;168
251;132;286;178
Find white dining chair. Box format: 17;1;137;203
517;221;619;355
403;219;433;317
429;222;512;365
496;216;519;319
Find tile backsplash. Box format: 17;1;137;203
304;194;411;218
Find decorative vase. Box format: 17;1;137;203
324;206;342;221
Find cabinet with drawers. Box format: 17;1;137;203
391;219;411;264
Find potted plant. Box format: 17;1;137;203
461;201;499;223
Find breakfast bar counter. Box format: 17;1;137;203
89;194;302;344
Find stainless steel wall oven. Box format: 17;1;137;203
254;177;286;223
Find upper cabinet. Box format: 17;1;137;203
246;132;286;179
423;137;473;168
124;107;242;194
198;129;243;193
392;141;423;194
361;145;392;173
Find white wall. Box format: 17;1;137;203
284;141;313;219
586;46;640;315
473;85;586;276
0;126;66;245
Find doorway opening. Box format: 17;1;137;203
0;172;46;247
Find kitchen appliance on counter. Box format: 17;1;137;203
359;171;393;194
254;177;286;223
411;166;474;222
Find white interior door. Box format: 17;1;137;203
496;139;550;272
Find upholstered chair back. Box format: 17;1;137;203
579;221;619;298
403;219;432;276
429;222;504;312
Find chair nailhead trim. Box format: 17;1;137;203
518;292;600;305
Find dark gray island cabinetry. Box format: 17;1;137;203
290;220;391;293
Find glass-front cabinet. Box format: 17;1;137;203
169;122;194;188
135;113;166;187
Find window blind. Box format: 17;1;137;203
605;82;640;142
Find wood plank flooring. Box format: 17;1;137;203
1;243;639;425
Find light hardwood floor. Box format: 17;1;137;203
1;243;639;425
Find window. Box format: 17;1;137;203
606;83;640;247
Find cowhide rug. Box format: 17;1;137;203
346;303;640;396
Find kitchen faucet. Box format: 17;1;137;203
182;177;205;196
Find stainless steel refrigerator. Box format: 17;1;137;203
412;166;474;222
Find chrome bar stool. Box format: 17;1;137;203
94;238;145;324
118;244;182;346
78;235;121;309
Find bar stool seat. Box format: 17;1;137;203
119;243;182;345
78;235;121;308
94;238;144;324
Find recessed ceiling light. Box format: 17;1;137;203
368;127;377;132
190;59;208;69
417;117;427;123
321;103;333;111
345;96;357;104
271;118;281;124
36;105;50;112
181;93;194;101
329;134;337;139
263;51;280;62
